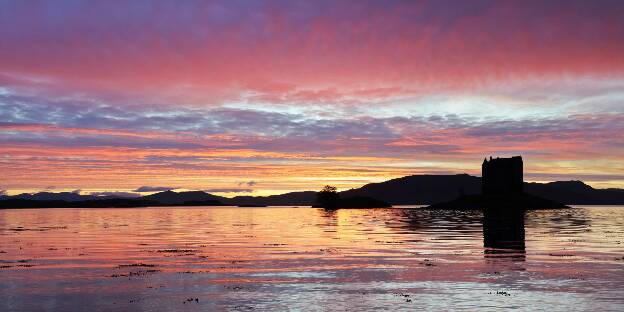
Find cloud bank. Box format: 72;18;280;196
0;0;623;193
133;186;175;193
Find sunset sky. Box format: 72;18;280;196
1;0;623;196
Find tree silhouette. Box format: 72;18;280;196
316;185;339;209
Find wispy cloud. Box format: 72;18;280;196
1;1;623;192
89;191;140;198
204;188;254;194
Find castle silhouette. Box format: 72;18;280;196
482;156;523;195
427;155;567;210
481;156;527;258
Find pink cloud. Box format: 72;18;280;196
0;1;622;105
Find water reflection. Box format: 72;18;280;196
395;208;527;260
482;210;526;261
394;208;483;233
0;206;623;311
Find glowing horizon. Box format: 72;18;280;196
1;0;623;196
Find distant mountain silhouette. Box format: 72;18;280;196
2;175;624;209
229;191;317;206
12;192;102;202
340;175;624;205
427;156;569;210
5;191;140;202
340;174;481;205
525;180;624;205
141;190;223;205
0;198;159;209
0;191;225;209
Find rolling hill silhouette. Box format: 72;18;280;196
10;192;110;202
141;190;223;205
339;174;481;205
2;174;624;208
524;180;624;205
229;191;317;206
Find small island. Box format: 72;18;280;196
427;156;568;210
312;185;391;209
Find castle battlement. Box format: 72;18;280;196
482;156;523;195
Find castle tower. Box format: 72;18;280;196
482;156;524;195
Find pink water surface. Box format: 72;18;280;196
1;206;623;311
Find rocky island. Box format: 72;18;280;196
427;156;568;210
312;185;391;209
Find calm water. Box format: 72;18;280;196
1;206;623;311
